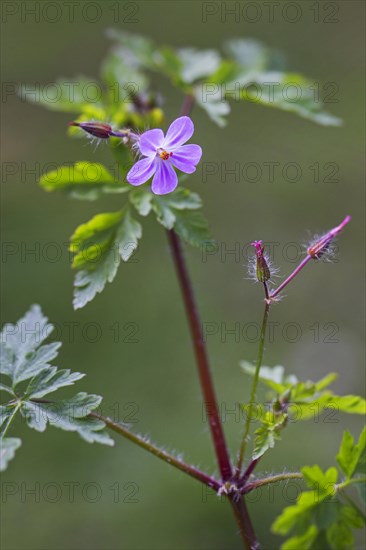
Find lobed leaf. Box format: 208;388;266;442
236;72;342;126
146;187;216;249
178;48;221;84
0;305;60;387
223;38;270;73
129;188;154;217
336;427;366;479
21;393;113;445
273;432;366;549
19;77;102;113
0;438;22;472
39;162;129;200
194;84;230;127
0;307;115;470
251;405;288;459
71;209;142;309
25;367;85;399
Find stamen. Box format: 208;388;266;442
159;150;173;161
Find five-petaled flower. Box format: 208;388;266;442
126;116;202;195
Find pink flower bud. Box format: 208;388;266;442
68;121;113;139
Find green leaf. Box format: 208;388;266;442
21;393;113;445
272;468;338;541
0;305;61;386
296;393;366;420
223;38;270;73
158;187;203;210
129;188;154;216
273;449;366;550
0;306;115;470
302;465;338;494
337;427;366;479
0;404;18;433
238;72;342;126
19;77;102;113
101;52;148;95
14;343;62;386
178;48;221;84
70;211;124;267
0;438;22;472
150;187;215;249
314;373;338;392
71;209;142;309
240;362;287;394
0;343;13;377
73;247;120;309
106;29;156;68
0;383;15;396
326;504;364;549
252;409;287;459
281;525;318;550
273;491;323;535
151;186;203;228
156;47;185;83
25;367;85;399
242;363;364;425
194;84;230;127
330;395;366;415
39;162;129;200
152;196;176;229
1;305;51;362
173;210;216;249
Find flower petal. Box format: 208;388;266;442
170;144;202;174
163;116;194;149
127;157;156;186
151;161;178;195
139;129;164;157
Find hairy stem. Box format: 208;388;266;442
91;412;221;490
236;300;270;476
174;73;233;482
242;472;303;494
269;214;351;301
229;497;260;550
28;398;219;490
269;255;312;300
240;458;261;486
167;229;232;481
167;93;258;548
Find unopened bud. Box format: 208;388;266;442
69;121;137;145
68;121;115;139
251;240;271;282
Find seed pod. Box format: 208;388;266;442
251;240;271;282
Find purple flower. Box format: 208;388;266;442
126;116;202;195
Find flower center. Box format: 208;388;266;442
158;149;173;161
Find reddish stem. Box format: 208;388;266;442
229;497;260;550
269;255;312;300
167;230;232;481
270;215;351;301
239;458;261;488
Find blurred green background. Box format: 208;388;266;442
1;1;365;549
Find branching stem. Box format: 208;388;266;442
91;412;221;490
236;299;270;476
